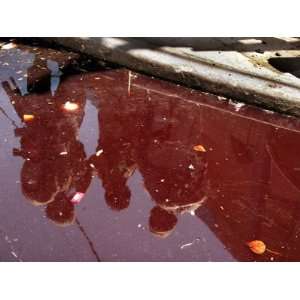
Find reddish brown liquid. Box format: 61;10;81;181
1;47;300;261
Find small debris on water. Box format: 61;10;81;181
180;238;201;250
70;192;85;204
23;114;34;122
128;70;132;96
60;151;68;155
193;144;206;152
188;164;195;170
96;149;103;156
63;101;79;111
247;240;266;255
11;251;18;258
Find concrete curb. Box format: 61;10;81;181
45;37;300;117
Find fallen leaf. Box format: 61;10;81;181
63;101;79;111
193;144;206;152
23;114;34;122
247;240;266;255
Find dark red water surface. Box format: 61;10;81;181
1;44;300;261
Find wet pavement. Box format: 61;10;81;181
1;41;300;261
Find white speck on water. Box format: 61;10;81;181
160;179;165;182
137;224;142;228
11;251;18;258
188;164;195;170
180;238;201;250
190;210;195;216
60;151;68;155
96;149;103;156
90;163;95;169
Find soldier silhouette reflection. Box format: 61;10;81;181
3;74;92;226
88;82;137;211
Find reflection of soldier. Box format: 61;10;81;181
88;82;137;211
3;74;92;226
135;99;208;238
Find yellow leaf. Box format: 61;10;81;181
193;144;206;152
23;114;34;122
247;240;266;255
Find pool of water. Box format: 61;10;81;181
1;40;300;261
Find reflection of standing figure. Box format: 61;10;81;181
88;81;138;211
3;74;92;226
135;97;208;238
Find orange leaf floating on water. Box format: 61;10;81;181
247;240;266;255
23;114;34;122
63;101;79;111
193;144;206;152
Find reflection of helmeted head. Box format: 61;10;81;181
21;160;59;206
46;192;75;226
149;206;178;238
90;149;134;212
105;183;131;211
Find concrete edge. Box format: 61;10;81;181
44;37;300;117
